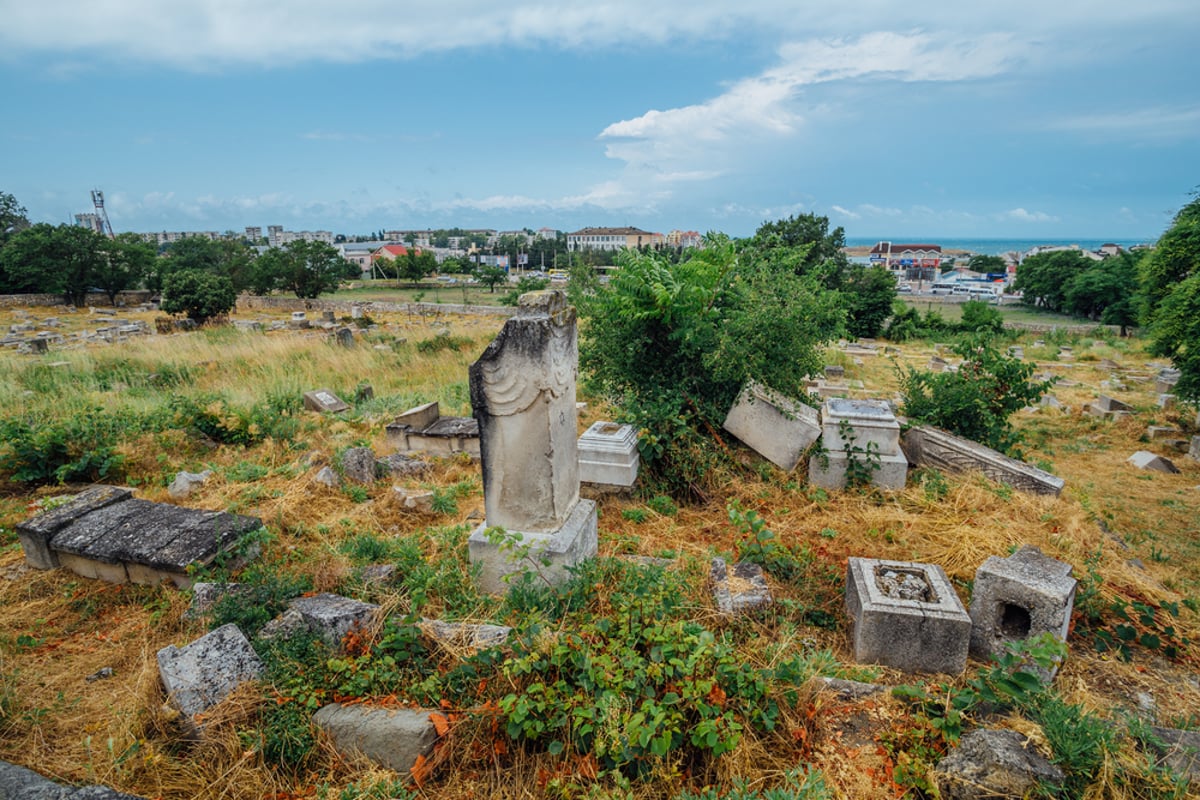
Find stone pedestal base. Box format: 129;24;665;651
468;499;597;594
809;450;908;491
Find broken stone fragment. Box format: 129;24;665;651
934;728;1065;800
340;447;378;484
1127;451;1180;474
156;623;264;729
312;703;438;775
168;470;213;500
710;557;772;616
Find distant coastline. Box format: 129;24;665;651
842;237;1154;257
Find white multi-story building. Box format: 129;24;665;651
567;226;663;252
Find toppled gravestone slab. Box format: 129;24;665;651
312;703;437;776
1127;451;1180;474
721;381;820;471
1086;394;1135;419
0;760;147;799
185;582;248;620
710;558;772;616
157;623;264;729
16;486;263;587
378;453;430;476
901;424;1065;496
1191;436;1200;462
303;388;350;413
419;618;511;652
287;593;379;647
934;728;1064;800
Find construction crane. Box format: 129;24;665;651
90;189;115;239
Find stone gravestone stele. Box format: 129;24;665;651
467;291;597;593
901;424;1065;496
303;388;350;413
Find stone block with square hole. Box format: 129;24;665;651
845;557;971;674
578;421;640;490
968;546;1076;677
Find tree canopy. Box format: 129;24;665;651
0;191;30;245
0;223;106;305
161;270;237;323
1145;193;1200;404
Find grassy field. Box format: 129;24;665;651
0;302;1197;800
897;297;1103;328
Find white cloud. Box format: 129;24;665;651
1001;208;1058;223
830;205;860;219
1045;106;1200;142
0;1;1189;69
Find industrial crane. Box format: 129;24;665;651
90;189;115;238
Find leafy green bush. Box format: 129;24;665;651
898;337;1055;456
675;768;832;800
500;275;550;305
579;238;842;500
416;332;474;353
0;411;127;484
958;299;1004;333
161;268;237;323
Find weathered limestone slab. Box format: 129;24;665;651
312;703;437;775
313;466;340;488
1155;368;1181;394
419;618;511;651
0;759;148;799
386;403;481;458
340;447;378;484
1158;393;1177;410
1190;436;1200;462
577;421;640;489
819;398;901;456
808;450;909;491
168;469;212;500
934;728;1065;800
468;291;597;592
16;486;132;569
722;381;820;471
824;365;845;380
1127;451;1180;473
288;593;379;647
16;487;262;586
846;557;971;674
1147;425;1182;441
710;558;772;616
468;498;597;594
901;425;1065;496
185;582;249;620
1094;394;1134;413
393;487;434;512
969;546;1075;679
303;388;349;413
157;623;264;725
378;453;430;476
334;327;355;347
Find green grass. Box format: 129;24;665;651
897;298;1099;327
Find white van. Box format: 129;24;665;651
930;282;956;295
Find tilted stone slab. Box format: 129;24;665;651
303;388;349;413
1127;451;1180;474
1094;394;1134;413
846;557;971;674
288;593;379;647
419;618;511;651
721;381;820;471
1190;436;1200;462
312;703;437;776
157;623;264;726
16;486;262;586
0;759;148;799
901;425;1065;496
710;558;772;616
934;728;1065;800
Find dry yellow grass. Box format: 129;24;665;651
1;312;1198;799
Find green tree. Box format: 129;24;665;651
275;240;351;299
898;338;1054;456
1147;272;1200;404
744;214;895;337
967;254;1007;274
1012;250;1091;312
1063;252;1141;334
94;233;156;304
161;269;236;323
474;264;508;292
158;236;255;292
1139;194;1200;318
397;249;437;283
0;223;105;305
0;190;30;244
580;239;843;499
958;299;1004;334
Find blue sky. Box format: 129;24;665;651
1;1;1197;241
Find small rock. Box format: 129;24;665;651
1127;451;1180;474
313;466;341;488
169;469;213;500
935;728;1064;800
360;564;397;585
393;487;435;513
340;447;378;484
86;667;115;682
312;703;438;775
378;453;429;476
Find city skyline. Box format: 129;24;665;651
1;1;1197;240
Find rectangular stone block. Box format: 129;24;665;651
16;486;132;569
157;623;264;724
1094;394;1133;413
969;546;1075;680
577;421;640;488
710;558;772;616
394;401;441;431
468;499;597;595
303;389;349;413
846;557;971;674
808;450;908;491
721;381;820;471
901;425;1064;496
819;398;901;457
